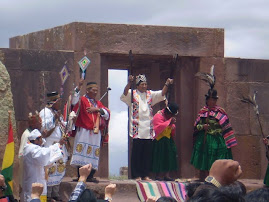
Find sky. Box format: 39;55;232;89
1;0;269;175
1;0;269;59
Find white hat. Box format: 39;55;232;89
28;129;42;141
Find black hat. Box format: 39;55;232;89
205;89;218;99
47;91;61;106
166;103;179;115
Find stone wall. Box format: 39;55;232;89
0;60;18;196
224;58;269;179
10;22;224;57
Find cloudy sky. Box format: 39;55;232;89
1;0;269;175
1;0;269;59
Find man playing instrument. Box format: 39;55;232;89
40;91;68;201
70;81;110;182
120;74;173;181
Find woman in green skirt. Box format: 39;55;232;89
152;103;179;181
190;89;237;180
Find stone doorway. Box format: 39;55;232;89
101;53;200;179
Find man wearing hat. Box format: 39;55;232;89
152;103;179;181
21;129;64;202
19;111;42;200
70;81;110;182
39;91;68;201
120;74;173;180
190;89;237;181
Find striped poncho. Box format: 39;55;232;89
194;105;237;148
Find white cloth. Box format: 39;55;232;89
120;89;165;139
70;128;101;169
39;107;68;186
18;128;31;192
22;143;62;202
19;129;31;158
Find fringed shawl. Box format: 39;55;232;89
194;106;237;148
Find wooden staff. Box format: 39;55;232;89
129;50;134;103
166;54;178;103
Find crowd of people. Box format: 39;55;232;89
0;73;268;202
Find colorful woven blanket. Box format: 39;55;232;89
135;181;186;201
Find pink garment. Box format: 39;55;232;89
153;109;175;139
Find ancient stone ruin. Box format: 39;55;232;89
0;23;269;197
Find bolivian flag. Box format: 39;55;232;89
1;112;14;195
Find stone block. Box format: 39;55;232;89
233;135;261;179
10;22;224;57
225;58;269;83
225;83;250;135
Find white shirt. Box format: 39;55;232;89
120;89;165;139
40;107;66;147
22;143;62;200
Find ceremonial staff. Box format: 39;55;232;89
241;91;269;161
129;50;134;103
41;72;47;130
100;87;112;101
166;54;178;103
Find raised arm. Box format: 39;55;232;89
123;75;134;96
72;79;84;105
161;78;173;96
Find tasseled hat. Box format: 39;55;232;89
136;74;147;85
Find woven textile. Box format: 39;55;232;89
135;181;186;201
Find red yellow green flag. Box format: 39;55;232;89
1;112;14;195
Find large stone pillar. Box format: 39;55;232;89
0;60;18;197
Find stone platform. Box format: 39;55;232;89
59;178;264;202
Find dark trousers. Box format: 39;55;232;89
47;185;60;198
131;138;153;179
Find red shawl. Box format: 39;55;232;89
73;96;110;143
